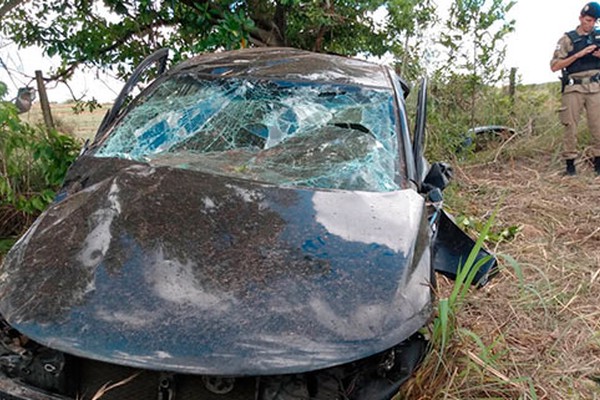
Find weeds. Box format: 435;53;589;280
0;238;15;254
430;211;495;355
455;214;522;246
400;211;536;399
0;96;81;244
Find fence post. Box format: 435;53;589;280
34;70;54;130
509;67;516;104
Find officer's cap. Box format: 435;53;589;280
581;2;600;19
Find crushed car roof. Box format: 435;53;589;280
169;47;394;89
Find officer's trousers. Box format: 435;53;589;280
560;88;600;159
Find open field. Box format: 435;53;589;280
19;101;109;140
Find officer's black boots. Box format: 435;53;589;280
565;159;576;176
565;158;600;175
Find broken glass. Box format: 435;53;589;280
94;75;400;192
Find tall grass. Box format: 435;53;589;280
424;76;559;162
431;212;497;368
399;212;534;399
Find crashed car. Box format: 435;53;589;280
0;48;496;400
459;125;517;153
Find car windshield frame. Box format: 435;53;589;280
91;73;404;192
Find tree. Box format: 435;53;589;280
0;79;81;240
423;0;515;157
0;0;435;100
386;0;437;81
441;0;515;82
438;0;515;126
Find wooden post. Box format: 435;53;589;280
508;67;517;122
509;67;517;104
34;70;54;130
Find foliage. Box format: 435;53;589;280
455;214;522;245
440;0;516;86
424;0;516;160
426;77;513;159
400;212;533;398
1;0;435;93
379;0;437;81
403;214;498;396
424;80;561;164
72;97;102;114
0;237;15;254
0;86;81;239
431;211;496;355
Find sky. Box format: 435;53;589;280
0;0;591;103
504;0;586;85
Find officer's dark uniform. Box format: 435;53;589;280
551;2;600;175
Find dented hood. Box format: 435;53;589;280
0;157;432;375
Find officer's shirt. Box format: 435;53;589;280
551;27;600;94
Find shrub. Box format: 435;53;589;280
0;85;81;240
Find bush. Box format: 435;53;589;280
0;86;81;240
425;73;558;163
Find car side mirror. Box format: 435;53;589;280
420;162;453;195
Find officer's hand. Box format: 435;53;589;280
579;44;598;58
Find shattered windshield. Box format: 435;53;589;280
93;74;401;192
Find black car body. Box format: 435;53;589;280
0;48;496;399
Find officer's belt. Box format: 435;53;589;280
567;73;600;85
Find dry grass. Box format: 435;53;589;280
401;125;600;399
18;101;108;140
84;373;141;400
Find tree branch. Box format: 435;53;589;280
47;20;173;82
0;0;29;20
179;0;286;46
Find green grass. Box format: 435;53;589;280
399;207;538;399
0;238;16;255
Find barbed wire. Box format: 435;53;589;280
0;54;36;102
0;56;20;88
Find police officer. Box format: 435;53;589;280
551;2;600;176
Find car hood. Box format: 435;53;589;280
0;156;432;375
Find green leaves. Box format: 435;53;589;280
0;94;81;238
431;210;497;367
440;0;515;86
0;238;17;255
456;214;522;245
0;0;438;87
424;0;515;161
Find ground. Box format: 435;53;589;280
401;138;600;399
467;154;599;399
